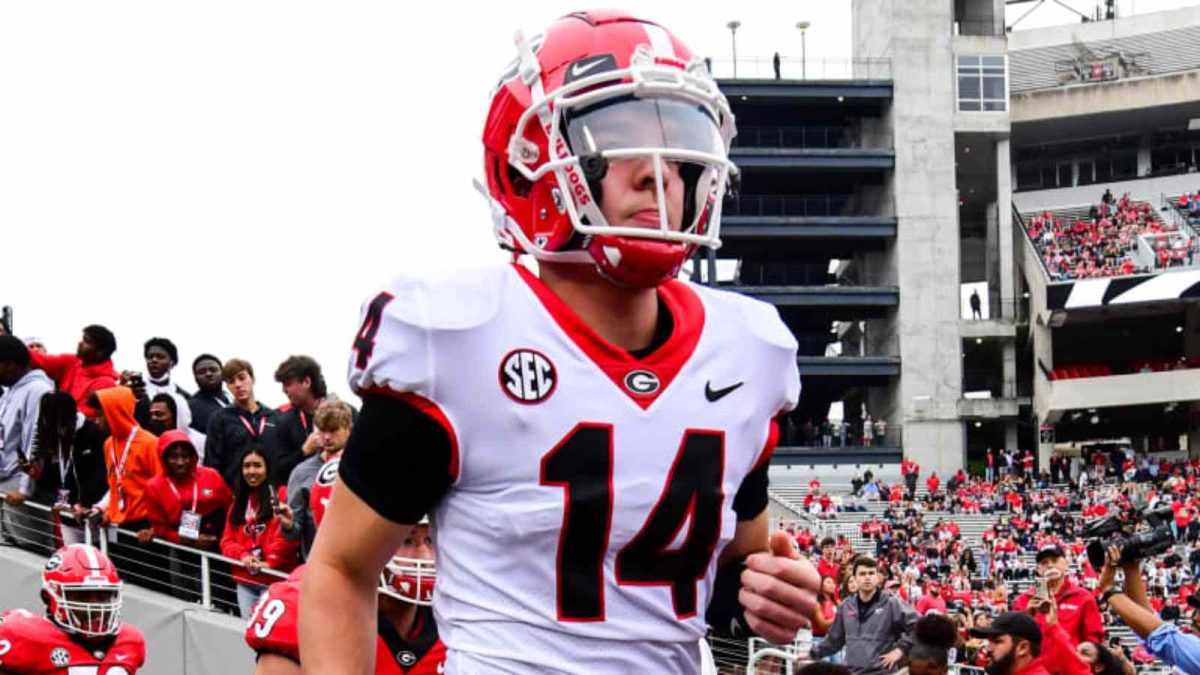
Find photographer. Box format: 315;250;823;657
1097;544;1200;671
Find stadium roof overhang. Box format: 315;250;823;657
1012;99;1200;147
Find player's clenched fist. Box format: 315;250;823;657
739;531;822;644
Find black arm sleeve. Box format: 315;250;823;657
337;392;453;525
732;462;769;521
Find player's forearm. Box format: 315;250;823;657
298;557;378;674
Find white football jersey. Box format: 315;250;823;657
349;264;800;674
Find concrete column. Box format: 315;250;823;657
986;200;1000;312
1002;341;1017;398
1137;131;1152;178
856;0;965;471
996;138;1016;320
1005;421;1018;454
1189;403;1200;459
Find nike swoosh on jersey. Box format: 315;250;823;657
705;381;744;402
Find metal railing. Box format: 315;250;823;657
707;56;892;81
733;125;855;150
0;495;287;614
725;194;853;217
788;421;903;449
961;297;1028;323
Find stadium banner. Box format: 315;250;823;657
1045;269;1200;310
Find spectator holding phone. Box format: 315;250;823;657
32;392;108;546
220;446;298;617
141;338;191;424
29;325;119;420
1012;545;1104;646
281;400;352;560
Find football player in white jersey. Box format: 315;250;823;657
301;10;821;674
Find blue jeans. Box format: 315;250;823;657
813;636;842;664
237;583;265;618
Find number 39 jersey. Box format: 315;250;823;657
0;609;146;674
348;264;800;673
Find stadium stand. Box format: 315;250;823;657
1009;24;1200;93
1020;192;1198;280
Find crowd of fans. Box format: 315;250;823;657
777;448;1200;672
0;323;355;617
5;322;1200;671
1025;189;1195;281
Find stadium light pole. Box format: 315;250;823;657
727;20;741;78
796;21;811;80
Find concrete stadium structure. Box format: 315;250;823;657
714;1;1200;479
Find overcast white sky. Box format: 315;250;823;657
0;0;1195;405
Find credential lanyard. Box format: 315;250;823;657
109;426;139;507
239;415;267;439
167;478;199;512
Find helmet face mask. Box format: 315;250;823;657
380;555;437;606
483;12;738;288
42;545;123;638
378;520;436;606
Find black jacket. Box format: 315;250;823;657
203;403;281;489
33;418;109;509
189;389;232;434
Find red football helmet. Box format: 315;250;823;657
380;516;436;606
41;544;123;637
481;10;737;288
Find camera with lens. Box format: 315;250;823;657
1084;507;1176;570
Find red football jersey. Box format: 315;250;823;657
0;608;146;674
245;568;446;674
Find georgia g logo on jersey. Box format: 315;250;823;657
316;459;340;487
500;349;557;404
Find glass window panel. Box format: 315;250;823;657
982;55;1006;67
959;99;982;112
983;100;1007;111
959;76;981;99
982;76;1005;100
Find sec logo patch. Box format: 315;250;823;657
500;349;557;404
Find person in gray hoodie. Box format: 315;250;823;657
810;556;918;674
0;335;55;547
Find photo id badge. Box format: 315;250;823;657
55;489;71;507
178;510;202;540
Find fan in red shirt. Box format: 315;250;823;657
137;430;232;549
926;473;940;494
1012;546;1103;647
914;583;947;616
815;538;840;581
220;447;301;617
795;528;814;552
0;545;146;673
28;326;119;420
